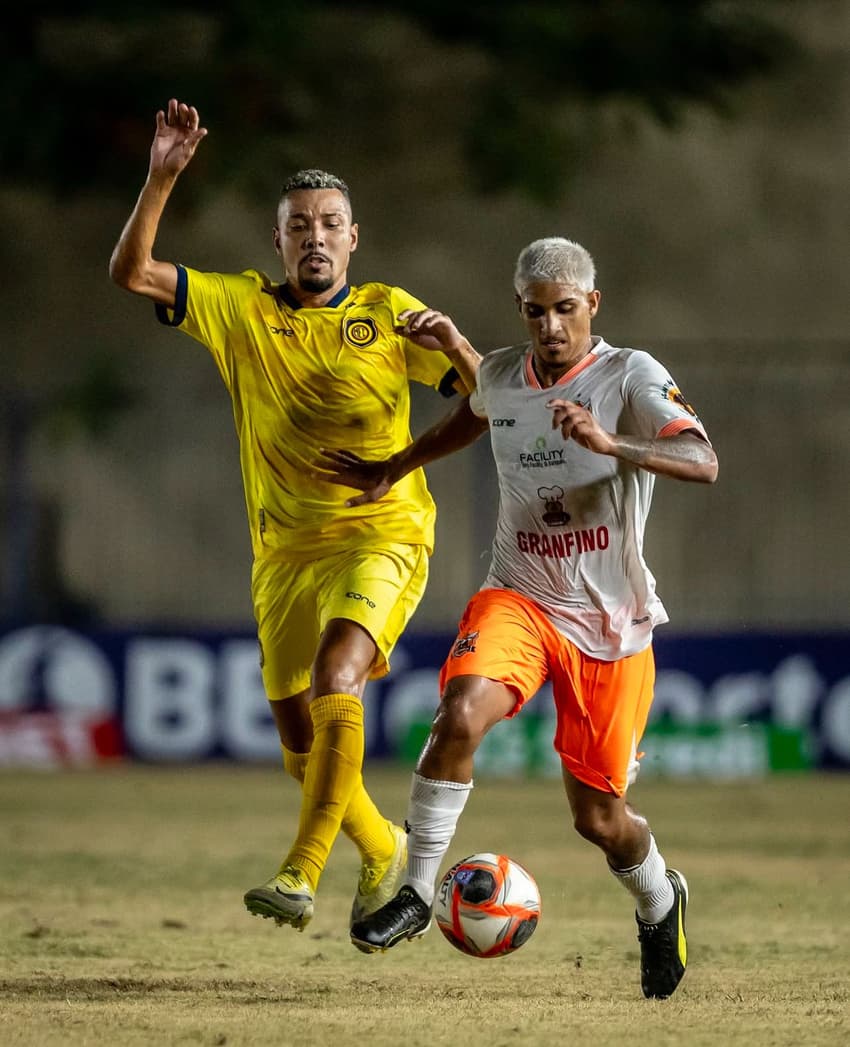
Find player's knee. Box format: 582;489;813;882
572;804;620;850
432;690;487;750
311;620;376;698
315;678;365;702
433;676;513;750
311;658;369;698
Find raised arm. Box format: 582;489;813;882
546;399;718;484
108;99;208;306
318;395;489;506
395;308;481;395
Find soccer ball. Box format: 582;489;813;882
434;852;541;958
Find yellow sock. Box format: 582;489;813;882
282;746;394;863
283;693;364;890
282;746;309;783
342;783;395;862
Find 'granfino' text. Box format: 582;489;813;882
517;527;610;559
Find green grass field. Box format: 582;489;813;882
1;764;848;1046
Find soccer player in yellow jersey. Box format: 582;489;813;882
109;98;480;932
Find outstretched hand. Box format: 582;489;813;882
546;398;615;454
315;448;400;507
150;98;208;179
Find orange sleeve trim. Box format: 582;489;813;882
657;418;707;439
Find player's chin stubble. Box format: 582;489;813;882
296;257;336;294
298;273;335;293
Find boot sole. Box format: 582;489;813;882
244;887;313;931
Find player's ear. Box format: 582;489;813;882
272;227;282;255
349;222;359;253
587;290;601;318
514;293;522;314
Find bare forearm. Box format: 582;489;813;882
442;337;482;395
392;397;489;480
608;433;718;483
318;396;488;506
108;173;177;299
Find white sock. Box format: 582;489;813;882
404;772;472;906
610;834;675;924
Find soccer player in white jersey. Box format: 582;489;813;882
323;237;718;999
109;99;480;935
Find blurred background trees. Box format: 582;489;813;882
4;2;847;630
3;2;795;203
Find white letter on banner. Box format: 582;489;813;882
822;677;850;762
649;670;704;724
125;639;215;760
220;640;279;760
771;655;824;728
709;673;766;723
0;626;115;715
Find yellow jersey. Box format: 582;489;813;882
157;265;457;559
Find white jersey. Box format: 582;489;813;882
468;336;709;660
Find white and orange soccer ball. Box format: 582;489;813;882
434;853;541;958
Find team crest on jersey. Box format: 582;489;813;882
662;380;699;419
451;631;479;658
538;485;571;526
344;317;378;347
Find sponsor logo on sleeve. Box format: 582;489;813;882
661;380;699;419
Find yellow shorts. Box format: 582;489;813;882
252;542;429;700
439;587;656;796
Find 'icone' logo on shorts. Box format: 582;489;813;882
346;591;376;609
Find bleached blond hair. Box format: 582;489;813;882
514;237;596;293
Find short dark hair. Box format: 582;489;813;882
280;169;350;202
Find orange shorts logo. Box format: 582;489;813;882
451;631;478;657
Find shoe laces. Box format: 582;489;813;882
393;885;428;915
276;865;309;891
357;861;384;893
357;885;427;935
637;917;675;949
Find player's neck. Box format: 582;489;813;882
284;276;350;309
531;346;591;387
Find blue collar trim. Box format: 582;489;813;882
278;283;351;310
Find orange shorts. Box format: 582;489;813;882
439;587;656;796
